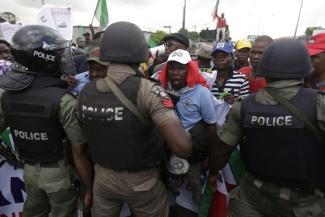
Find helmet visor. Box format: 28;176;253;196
58;46;76;76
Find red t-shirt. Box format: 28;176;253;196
239;66;267;93
216;15;227;28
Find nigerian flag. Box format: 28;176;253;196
1;127;20;160
95;0;109;28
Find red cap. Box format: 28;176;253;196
306;33;325;56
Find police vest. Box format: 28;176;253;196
78;76;162;171
1;76;67;163
241;88;325;188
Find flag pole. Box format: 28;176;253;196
182;0;186;29
294;0;304;38
91;0;100;25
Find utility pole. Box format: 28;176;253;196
294;0;304;38
182;0;186;29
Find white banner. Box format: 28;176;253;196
0;22;24;43
37;4;73;40
0;156;26;217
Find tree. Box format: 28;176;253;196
148;30;168;48
188;31;199;42
178;28;199;43
305;26;322;36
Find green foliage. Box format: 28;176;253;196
188;31;199;42
148;30;168;47
178;28;199;42
305;26;322;36
178;28;189;36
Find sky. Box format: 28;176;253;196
1;0;324;40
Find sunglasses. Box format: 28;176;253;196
164;42;181;48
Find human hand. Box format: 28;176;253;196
224;93;236;104
62;75;78;89
208;172;221;192
83;191;93;209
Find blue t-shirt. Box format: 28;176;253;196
176;84;217;131
71;71;91;95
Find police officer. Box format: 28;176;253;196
0;25;93;217
208;38;325;217
77;21;192;217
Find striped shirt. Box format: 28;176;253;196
211;70;249;99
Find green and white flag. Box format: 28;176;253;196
95;0;109;28
1;127;20;160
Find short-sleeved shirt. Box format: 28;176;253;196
219;79;325;146
176;84;217;131
211;70;249;99
96;63;179;126
239;66;267;93
60;93;86;145
71;71;90;95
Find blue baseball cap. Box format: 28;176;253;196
212;42;234;55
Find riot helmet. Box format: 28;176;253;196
0;25;75;91
10;25;75;76
100;21;148;64
256;38;313;79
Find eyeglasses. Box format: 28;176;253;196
164;42;181;48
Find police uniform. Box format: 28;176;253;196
217;39;325;217
78;63;178;217
80;21;192;217
0;25;86;217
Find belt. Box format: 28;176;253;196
25;161;62;168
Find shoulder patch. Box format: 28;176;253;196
151;84;174;108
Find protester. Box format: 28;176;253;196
211;41;249;104
209;38;325;217
76;36;86;50
83;32;91;47
0;39;13;61
152;32;190;75
196;42;217;87
77;21;192;217
72;47;109;95
0;25;93;217
234;39;251;71
239;35;273;93
159;49;217;205
215;13;227;42
305;33;325;90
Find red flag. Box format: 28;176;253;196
211;0;220;21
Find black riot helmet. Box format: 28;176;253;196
256;38;313;79
100;21;148;64
10;25;75;76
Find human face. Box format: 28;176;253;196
77;39;86;48
311;52;325;79
0;43;12;61
212;51;232;70
88;61;108;81
167;61;188;90
236;48;250;63
250;42;269;69
164;40;185;56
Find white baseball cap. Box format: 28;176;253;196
167;49;192;64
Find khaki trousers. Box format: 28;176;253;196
228;173;325;217
23;160;76;217
92;164;169;217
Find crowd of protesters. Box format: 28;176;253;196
0;10;325;217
